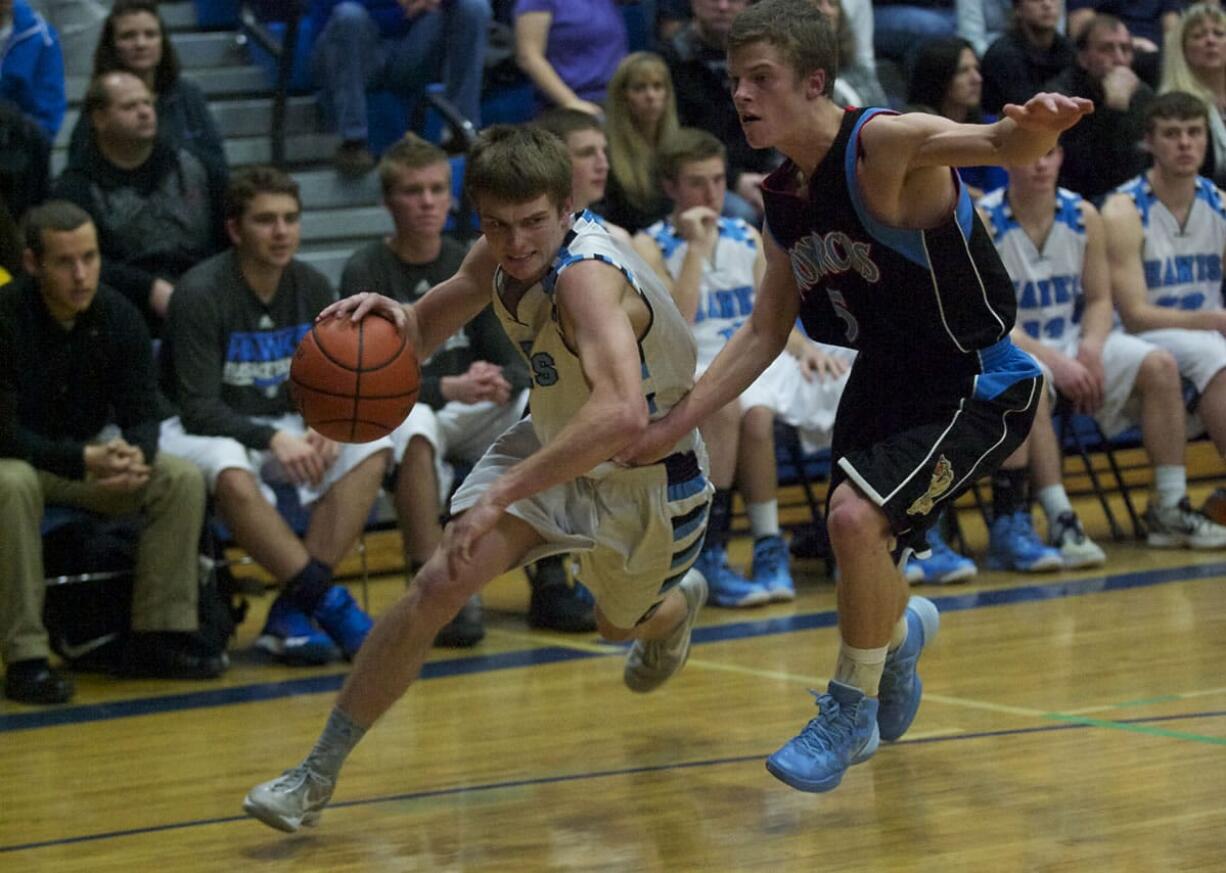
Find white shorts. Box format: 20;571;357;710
1137;328;1226;394
759;346;857;453
696;346;856;453
388;389;529;504
1037;332;1159;438
696;352;793;413
450;417;713;629
159;413;392;506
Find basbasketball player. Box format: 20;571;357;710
983;141;1226;553
1102;91;1226;507
620;0;1092;793
242;125;714;832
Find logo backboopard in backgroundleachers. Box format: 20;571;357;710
788;230;881;291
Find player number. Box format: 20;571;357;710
1157;293;1207;311
827;287;859;344
531;352;559;387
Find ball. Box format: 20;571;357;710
290;315;420;443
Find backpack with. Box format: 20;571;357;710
41;512;246;670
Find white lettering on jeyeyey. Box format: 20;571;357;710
788;230;881;289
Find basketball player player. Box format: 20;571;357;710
1102;91;1226;542
619;0;1092;793
983;142;1226;555
242;125;714;832
634;126;854;607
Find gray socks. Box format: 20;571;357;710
304;708;367;780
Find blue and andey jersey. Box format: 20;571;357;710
223;317;313;397
642;216;759;368
1114;173;1226;313
761;107;1033;392
490;211;702;472
979;186;1086;353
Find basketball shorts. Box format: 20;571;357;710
450;417;713;629
760;345;857;453
829;338;1042;554
696;349;797;413
159;413;392;506
1035;331;1158;439
388;389;529;503
1137;327;1226;395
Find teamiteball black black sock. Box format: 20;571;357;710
992;467;1030;520
707;488;734;551
287;558;334;614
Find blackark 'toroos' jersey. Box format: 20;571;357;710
761;107;1019;374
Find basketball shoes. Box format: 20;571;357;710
985;511;1063;572
693;543;771;608
255;594;338;666
1048;511;1106;569
878;595;940;742
1144;498;1226;549
751;534;796;602
244;764;335;833
624;569;707;693
313;585;374;660
766;681;880;793
904;526;977;585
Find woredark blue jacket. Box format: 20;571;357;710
0;0;66;138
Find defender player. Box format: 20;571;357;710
622;0;1092;793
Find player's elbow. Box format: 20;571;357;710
609;396;649;445
1116;306;1145;333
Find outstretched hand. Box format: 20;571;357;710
1003;93;1094;135
317;292;407;331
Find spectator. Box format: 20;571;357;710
907;37;1006;195
512;0;627;115
1068;0;1183;86
657;0;691;43
980;144;1226;565
0;97;51;245
811;0;889;108
981;0;1077;116
0;201;227;705
0;0;66;138
873;0;957;67
1046;14;1154;202
309;0;491;175
958;0;1012;56
0;193;18;279
159;166;388;666
662;0;777;222
534;108;632;242
1160;3;1226;189
24;0;107;77
908;35;985;123
635;129;852;606
602;51;678;233
1103;92;1226;522
69;0;225;170
838;1;886;104
53;71;227;334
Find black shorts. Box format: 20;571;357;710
827;339;1042;555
